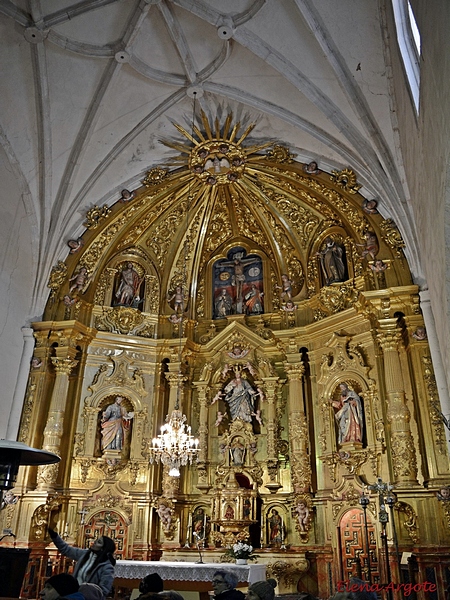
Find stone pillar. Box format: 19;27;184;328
285;363;311;493
377;323;418;487
419;290;450;456
263;377;281;492
37;354;78;490
6;327;35;440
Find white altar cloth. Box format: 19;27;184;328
115;561;266;585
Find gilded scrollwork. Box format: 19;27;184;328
83;205;112;229
395;501;419;543
95;306;155;337
265;145;296;163
47;260;68;301
379;218;405;258
330;168;361;194
422;355;446;454
143;167;169;186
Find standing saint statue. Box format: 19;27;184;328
331;383;363;444
214;288;233;318
223;368;258;423
115;262;142;306
101;396;134;451
268;509;283;544
316;236;346;285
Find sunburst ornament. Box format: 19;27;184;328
165;111;270;186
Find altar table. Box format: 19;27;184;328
114;561;266;599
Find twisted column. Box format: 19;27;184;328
263;377;281;490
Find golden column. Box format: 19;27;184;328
165;370;187;414
285;363;311;494
194;382;210;490
263;377;282;492
377;323;418;487
36;354;78;490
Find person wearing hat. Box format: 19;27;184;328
246;579;277;600
39;573;81;600
48;528;116;596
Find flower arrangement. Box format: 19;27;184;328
224;542;258;562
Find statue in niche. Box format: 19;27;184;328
101;396;134;452
223;367;258;423
213;248;263;316
193;507;206;538
268;508;283;544
316;237;346;285
225;505;235;520
114;262;143;307
330;383;363;444
244;284;264;314
230;440;246;466
214;288;233;318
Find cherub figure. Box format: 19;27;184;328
362;198;379;214
252;409;263;426
281;300;296;312
156;502;173;530
295;501;310;532
215;411;226;427
167;285;186;313
303;161;321;175
369;259;387;272
437;486;450;501
211;390;223;405
412;326;427;341
119;189;136;203
31;356;42;369
63;294;76;307
67;237;84;254
256;387;266;402
68;267;89;295
357;231;379;260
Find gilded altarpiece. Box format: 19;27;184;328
3;113;450;599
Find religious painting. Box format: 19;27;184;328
213;247;263;317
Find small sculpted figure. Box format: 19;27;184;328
69;267;89;295
295;501;310;532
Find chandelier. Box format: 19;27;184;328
149;409;199;477
149;91;200;478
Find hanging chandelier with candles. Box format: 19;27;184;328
149;409;199;477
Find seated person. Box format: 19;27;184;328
246;579;277;600
79;583;105;600
139;573;164;597
212;570;245;600
39;574;81;600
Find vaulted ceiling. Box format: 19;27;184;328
0;0;420;314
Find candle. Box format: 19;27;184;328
280;516;284;539
203;513;207;536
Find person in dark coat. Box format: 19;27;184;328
48;528;116;596
39;573;81;600
212;570;245;600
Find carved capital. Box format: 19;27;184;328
51;357;78;376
